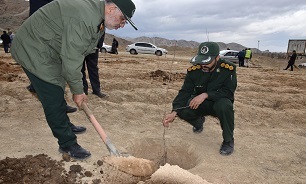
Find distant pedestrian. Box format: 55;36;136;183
237;49;246;67
1;31;11;53
283;50;297;71
8;31;15;44
244;48;252;67
111;38;119;54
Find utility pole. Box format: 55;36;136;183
258;40;260;50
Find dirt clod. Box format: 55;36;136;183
70;164;82;173
62;153;71;162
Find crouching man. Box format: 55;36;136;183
163;42;237;155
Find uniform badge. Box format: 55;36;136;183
99;24;105;32
97;19;105;33
187;65;201;72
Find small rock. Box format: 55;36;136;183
97;160;103;166
84;171;93;177
62;153;71;162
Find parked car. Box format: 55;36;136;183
219;50;239;64
100;43;112;53
298;63;306;68
126;42;168;56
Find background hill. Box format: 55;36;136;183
0;0;259;53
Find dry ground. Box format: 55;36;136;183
0;49;306;184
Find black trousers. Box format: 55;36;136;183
239;58;244;67
177;98;235;142
3;44;10;53
22;67;77;148
284;62;294;71
81;49;101;94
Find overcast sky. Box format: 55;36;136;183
108;0;306;52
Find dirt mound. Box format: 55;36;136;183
0;154;156;184
0;59;23;82
145;69;186;82
0;154;79;184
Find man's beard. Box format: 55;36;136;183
201;60;217;72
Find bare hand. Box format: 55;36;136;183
73;93;88;109
189;93;208;109
163;111;177;127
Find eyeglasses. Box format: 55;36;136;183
120;17;128;25
114;6;128;25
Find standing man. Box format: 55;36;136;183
82;35;108;98
1;31;11;53
27;0;81;119
244;48;252;67
11;0;137;159
111;37;119;54
283;50;297;71
237;49;245;67
163;42;237;155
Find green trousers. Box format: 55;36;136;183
23;67;77;148
177;98;234;142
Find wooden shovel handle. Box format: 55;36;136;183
82;103;108;143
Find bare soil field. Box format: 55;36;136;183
0;50;306;184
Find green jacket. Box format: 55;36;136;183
11;0;105;94
172;59;237;111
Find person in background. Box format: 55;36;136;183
111;37;119;54
11;0;137;159
26;0;79;116
283;50;297;71
163;42;237;156
1;31;11;53
8;30;15;46
244;48;252;67
237;49;246;67
82;34;108;98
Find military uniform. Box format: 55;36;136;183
172;59;237;142
11;0;106;149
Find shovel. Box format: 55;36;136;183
82;103;158;179
82;103;120;156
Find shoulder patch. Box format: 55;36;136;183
220;62;235;71
187;65;201;72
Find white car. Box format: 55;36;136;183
298;63;306;68
126;42;168;56
219;50;239;64
100;43;112;53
